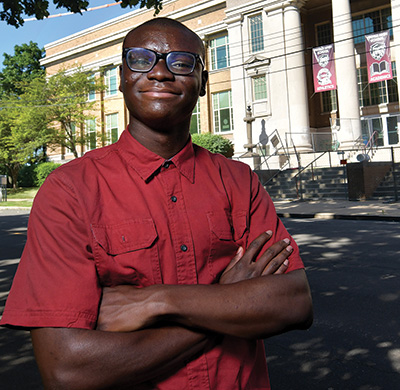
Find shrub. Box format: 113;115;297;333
191;133;234;158
18;164;37;187
35;162;62;187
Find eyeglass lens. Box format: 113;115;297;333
126;48;197;75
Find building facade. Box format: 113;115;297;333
42;0;399;168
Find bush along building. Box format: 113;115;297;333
42;0;400;200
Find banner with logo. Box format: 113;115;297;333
365;30;393;83
312;44;337;93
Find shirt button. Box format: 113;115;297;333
171;196;177;202
180;244;188;252
163;161;171;168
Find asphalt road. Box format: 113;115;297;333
266;218;400;390
0;210;399;389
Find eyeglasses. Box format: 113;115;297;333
122;47;205;75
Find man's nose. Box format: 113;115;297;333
147;59;174;80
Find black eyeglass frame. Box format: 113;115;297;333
122;47;205;75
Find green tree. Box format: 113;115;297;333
0;0;163;27
0;82;51;188
0;41;45;97
44;66;105;158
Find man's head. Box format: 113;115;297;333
120;18;208;132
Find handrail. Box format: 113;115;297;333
364;130;379;157
292;151;328;180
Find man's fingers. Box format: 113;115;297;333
222;246;244;275
242;231;273;263
259;242;292;275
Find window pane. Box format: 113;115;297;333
106;113;119;144
86;119;96;150
105;68;118;97
352;7;392;44
190;100;201;134
386;116;399;145
219;91;230;108
316;23;332;46
253;75;267;100
213;91;233;133
250;14;264;52
220;108;231;132
210;34;230;70
216;46;227;69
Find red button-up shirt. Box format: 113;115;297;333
1;129;304;389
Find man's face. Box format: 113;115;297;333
120;23;207;130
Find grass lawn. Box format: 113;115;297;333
0;187;39;208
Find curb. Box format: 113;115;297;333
277;212;400;222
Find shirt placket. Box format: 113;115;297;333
156;161;211;390
157;161;197;285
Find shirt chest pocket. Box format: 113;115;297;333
91;218;160;287
206;210;248;278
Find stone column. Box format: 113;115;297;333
391;0;400;111
283;1;312;152
332;0;362;149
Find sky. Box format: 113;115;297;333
0;1;139;69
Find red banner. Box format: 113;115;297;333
365;30;393;84
312;44;337;93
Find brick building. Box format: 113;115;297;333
42;0;400;168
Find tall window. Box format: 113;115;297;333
249;14;264;53
212;91;233;133
86;119;96;151
209;34;230;70
321;90;337;113
67;122;76;152
352;7;392;44
252;75;267;101
104;67;118;97
106;113;119;144
190;100;201;134
88;74;96;101
316;22;332;46
357;62;398;107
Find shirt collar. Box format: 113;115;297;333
117;129;195;183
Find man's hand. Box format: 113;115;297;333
97;285;164;332
219;231;292;284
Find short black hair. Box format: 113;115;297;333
123;17;205;58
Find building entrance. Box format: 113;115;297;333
361;115;399;147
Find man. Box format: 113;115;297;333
1;18;313;389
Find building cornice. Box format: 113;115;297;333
225;0;305;20
41;0;226;68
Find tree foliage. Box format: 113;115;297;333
0;38;105;187
0;84;51;188
0;41;45;96
0;0;164;27
45;66;105;158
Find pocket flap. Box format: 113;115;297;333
91;219;157;255
207;211;233;240
231;211;248;241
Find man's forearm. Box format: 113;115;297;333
31;325;210;389
163;269;313;339
99;269;312;340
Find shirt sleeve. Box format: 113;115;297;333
0;171;101;329
247;169;304;273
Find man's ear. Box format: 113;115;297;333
119;65;123;92
200;70;208;97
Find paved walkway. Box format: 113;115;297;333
1;198;400;221
274;198;400;222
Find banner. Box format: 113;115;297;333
312;44;337;93
365;30;393;83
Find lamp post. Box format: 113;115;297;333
242;105;257;157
